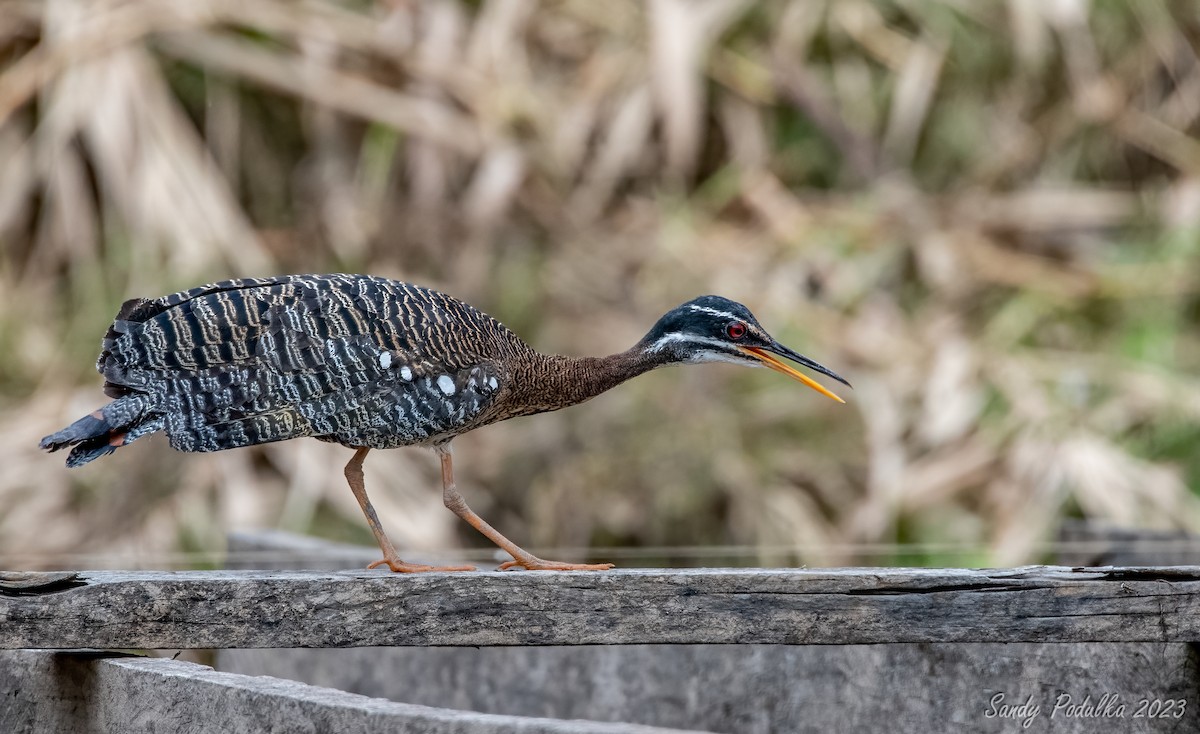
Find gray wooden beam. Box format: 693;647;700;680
0;650;693;734
218;644;1200;734
4;566;1200;648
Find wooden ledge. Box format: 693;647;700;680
2;566;1199;649
0;650;691;733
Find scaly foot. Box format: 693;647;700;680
497;556;615;571
367;557;476;573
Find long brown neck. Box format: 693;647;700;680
506;347;665;417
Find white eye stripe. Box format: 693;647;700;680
647;332;736;354
646;332;765;368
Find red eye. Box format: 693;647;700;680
726;322;747;339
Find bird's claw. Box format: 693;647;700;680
367;558;476;573
497;556;615;572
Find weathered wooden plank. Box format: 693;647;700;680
212;532;1200;732
218;644;1200;734
0;650;693;734
3;566;1200;648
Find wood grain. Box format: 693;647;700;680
219;643;1200;734
3;566;1200;649
0;650;690;734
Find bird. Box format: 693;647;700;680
40;274;850;572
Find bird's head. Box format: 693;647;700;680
638;295;851;402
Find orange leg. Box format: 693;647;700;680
344;447;475;573
436;444;614;571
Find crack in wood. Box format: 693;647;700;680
842;582;1057;595
0;572;87;596
4;567;1200;648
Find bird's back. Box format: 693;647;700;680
92;274;528;454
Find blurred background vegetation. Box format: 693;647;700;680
1;0;1198;570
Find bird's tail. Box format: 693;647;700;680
40;395;161;467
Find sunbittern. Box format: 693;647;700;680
41;274;850;571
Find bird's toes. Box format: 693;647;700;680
367;558;476;573
497;558;615;572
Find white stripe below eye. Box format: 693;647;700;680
687;304;740;321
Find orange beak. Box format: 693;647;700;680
738;345;849;403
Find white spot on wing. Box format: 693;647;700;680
378;352;392;369
488;376;498;389
437;375;456;395
400;366;413;381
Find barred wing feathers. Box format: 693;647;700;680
42;274;519;465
